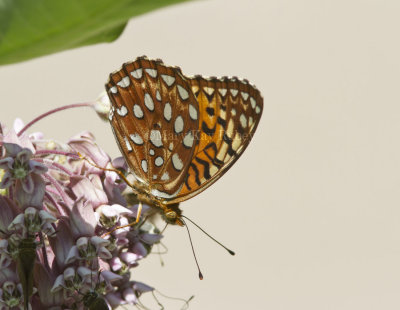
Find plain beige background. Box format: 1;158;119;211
1;0;400;309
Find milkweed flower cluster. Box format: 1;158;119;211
0;117;162;310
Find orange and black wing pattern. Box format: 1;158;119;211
170;75;263;203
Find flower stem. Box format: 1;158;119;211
35;149;80;159
42;173;74;211
17;103;95;136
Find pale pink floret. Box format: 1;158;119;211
0;118;164;309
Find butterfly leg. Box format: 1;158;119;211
103;202;143;237
78;152;134;188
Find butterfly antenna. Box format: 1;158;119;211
181;218;203;280
181;215;235;256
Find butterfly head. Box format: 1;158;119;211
159;202;184;226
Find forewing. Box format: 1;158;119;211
171;75;263;202
106;57;199;199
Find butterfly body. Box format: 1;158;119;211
133;185;183;225
106;56;263;223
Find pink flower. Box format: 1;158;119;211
0;116;164;309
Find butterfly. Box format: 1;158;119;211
105;56;263;226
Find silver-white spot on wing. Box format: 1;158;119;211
172;153;183;171
130;69;143;79
177;85;189;100
145;68;157;78
255;106;261;114
250;97;256;109
117;76;130;88
141;159;148;173
130;133;143;145
156;90;162;101
161;74;175;87
203;86;214;96
174;116;184;134
230;89;239;97
231;108;237;116
149;149;155;156
164;102;172;121
241;92;249;100
249;116;254;127
151;184;183;199
183;131;194;148
169;142;174;151
110;86;118;94
240;114;247;128
133;104;144;119
155;156;164;167
150;130;163;148
117;105;128;116
161;171;170;181
219;88;227;97
189;104;198;120
124;136;132;152
144;93;154;111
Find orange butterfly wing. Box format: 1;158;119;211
106;57;200;199
169;75;263;203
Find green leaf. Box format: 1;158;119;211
0;0;188;65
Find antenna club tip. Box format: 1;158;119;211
199;272;204;280
228;250;235;256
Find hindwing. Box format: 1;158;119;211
169;75;263;203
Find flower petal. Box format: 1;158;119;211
15;174;45;208
38;210;56;224
70;175;108;208
120;252;142;265
76;237;89;251
77;266;92;282
68;132;110;168
0;197;18;235
21;175;34;194
98;246;112;260
50;275;65;293
3;143;23;157
65;246;79;265
90;236;110;249
132;242;147;257
69;197;96;238
0;171;13;189
48;220;75;270
140;233;163;245
29;160;48;174
133;281;154;293
106;292;126;308
0;157;14;170
123;288;138;304
36;264;64;307
109;257;123;272
100;270;122;283
16;148;33;165
8;214;25;232
94;91;111;121
2;128;35;153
